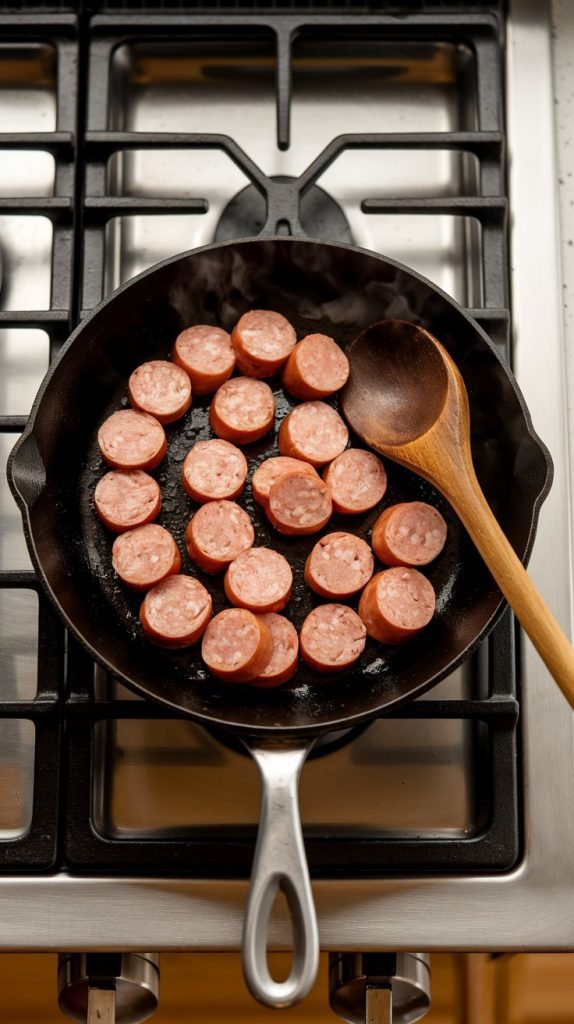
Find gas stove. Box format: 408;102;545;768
0;0;573;1009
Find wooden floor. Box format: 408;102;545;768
1;952;574;1023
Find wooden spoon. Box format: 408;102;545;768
340;318;574;701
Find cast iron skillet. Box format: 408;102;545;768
9;238;552;1009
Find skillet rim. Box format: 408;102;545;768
8;236;554;736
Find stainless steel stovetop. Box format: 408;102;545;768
0;0;573;953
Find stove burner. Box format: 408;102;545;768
214;177;353;245
207;722;371;760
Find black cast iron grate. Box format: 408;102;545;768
0;2;520;875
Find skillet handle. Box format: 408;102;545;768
241;739;319;1008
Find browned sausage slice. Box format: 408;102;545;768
267;471;332;536
210;377;275;444
181;439;247;503
282;333;349;400
358;568;436;645
185;500;254;573
94;470;161;533
128;360;192;424
231;310;296;378
172;325;235;395
98;409;167;471
304;531;374;599
323;448;387;514
140;574;212;648
201;608;273;683
300;604;366;673
224;547;293;614
251;614;299;688
371;502;447;566
278;401;348;467
112;523;181;591
251;456;318;509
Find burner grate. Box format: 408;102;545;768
0;2;519;876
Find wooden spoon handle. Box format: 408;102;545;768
455;479;574;702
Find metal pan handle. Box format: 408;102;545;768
241;739;319;1008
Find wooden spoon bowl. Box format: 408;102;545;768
341;319;574;700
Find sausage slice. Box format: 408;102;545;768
323;448;387;515
94;470;161;533
140;574;212;648
128;360;192;424
201;608;273;683
98;409;167;471
112;523;181;591
182;439;247;503
305;531;374;599
358;568;436;645
224;547;293;614
251;614;299;688
371;501;447;567
278;401;348;467
210;377;275;444
173;325;235;395
268;471;332;536
185;500;254;573
282;333;349;400
300;604;366;673
251;456;318;509
232;310;296;378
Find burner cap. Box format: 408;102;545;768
214;176;353;244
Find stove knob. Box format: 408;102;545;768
329;953;431;1024
58;954;159;1024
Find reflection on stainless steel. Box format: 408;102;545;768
107;39;480;305
0;719;35;839
0;590;38;700
0;46;55;840
95;669;474;839
0;216;53;311
0;329;49;415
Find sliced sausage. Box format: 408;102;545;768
358;568;436;644
268;471;332;536
112;523;181;592
278;401;348;467
251;456;318;509
140;574;212;648
323;448;387;515
251;614;299;688
98;409;167;471
94;470;161;533
231;310;296;378
371;501;447;567
172;324;235;395
182;439;247;503
300;604;366;673
210;377;275;444
282;333;349;400
201;607;273;683
304;531;374;599
128;360;192;424
224;547;293;614
185;500;254;573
